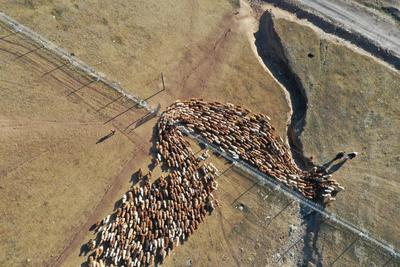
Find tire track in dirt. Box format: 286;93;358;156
1;135;88;179
173;12;238;99
217;209;241;267
188;0;200;37
50;150;141;267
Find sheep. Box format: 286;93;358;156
87;256;95;267
88;99;347;266
88;239;96;250
103;215;110;225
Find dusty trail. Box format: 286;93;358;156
51;152;140;267
48;8;238;266
217;209;241;267
174;13;237;99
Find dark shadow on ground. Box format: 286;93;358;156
79;243;89;257
254;11;311;170
95;132;114;144
300;206;324;267
327;159;348;174
79;166;143;266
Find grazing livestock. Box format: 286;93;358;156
87;99;347;266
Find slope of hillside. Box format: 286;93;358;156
258;10;400;253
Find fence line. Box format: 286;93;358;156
0;12;156;114
177;126;399;259
1;9;398;260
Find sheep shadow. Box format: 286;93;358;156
79;243;90;257
112;169;142;211
79;168;143;266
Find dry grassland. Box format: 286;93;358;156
2;0;396;266
0;1;300;266
0;0;289;134
271;14;400;252
312;219;398;266
64;139;304;266
0;37;148;266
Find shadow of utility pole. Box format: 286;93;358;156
96;132;114;144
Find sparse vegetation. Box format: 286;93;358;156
0;1;293;266
270;13;400;250
0;0;398;266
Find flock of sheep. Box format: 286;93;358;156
86;99;345;266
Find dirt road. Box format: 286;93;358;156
51;152;141;267
289;0;400;58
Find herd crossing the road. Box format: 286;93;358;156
86;99;353;267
